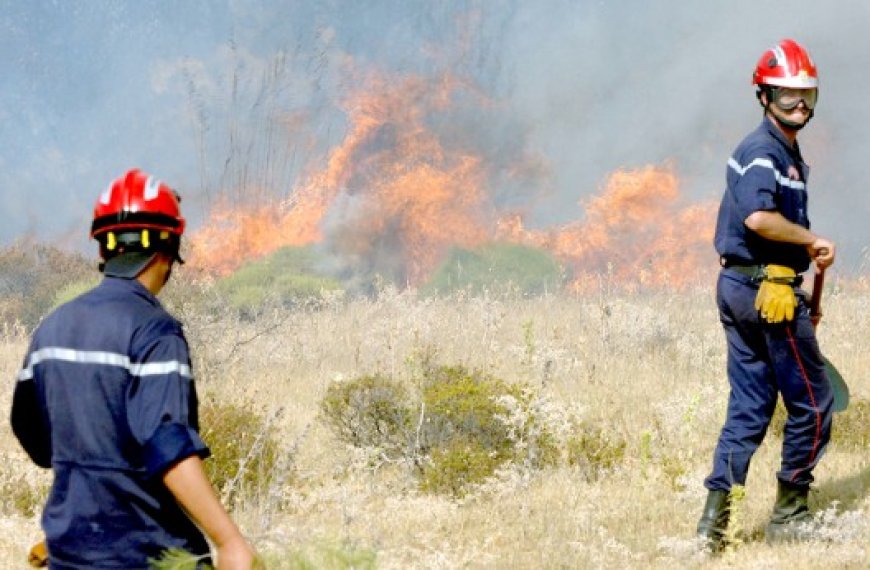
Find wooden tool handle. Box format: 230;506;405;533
809;269;825;323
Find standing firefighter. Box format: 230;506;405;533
697;39;836;549
11;169;255;568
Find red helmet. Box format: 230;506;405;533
752;39;818;89
91;169;185;238
91;169;186;278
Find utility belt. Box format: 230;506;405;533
720;258;802;286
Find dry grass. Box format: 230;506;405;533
0;280;867;568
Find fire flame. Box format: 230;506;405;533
189;70;492;281
189;67;716;290
498;165;717;291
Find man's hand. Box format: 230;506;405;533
808;237;835;270
162;456;257;569
743;211;836;271
216;535;259;569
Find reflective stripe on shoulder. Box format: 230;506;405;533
728;156;805;190
17;347;191;382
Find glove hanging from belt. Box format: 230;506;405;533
754;264;798;323
28;539;48;567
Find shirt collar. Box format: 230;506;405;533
762;116;803;159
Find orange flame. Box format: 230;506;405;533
496;165;717;291
189;64;716;290
189;70;491;281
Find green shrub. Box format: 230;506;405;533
321;364;559;497
321;374;414;458
198;398;283;508
423;242;564;297
420;434;506;495
416;366;522;495
216;245;342;314
566;424;627;478
419;365;521;452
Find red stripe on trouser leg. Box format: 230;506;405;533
785;325;822;482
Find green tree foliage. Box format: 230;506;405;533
423;242;564;297
215;245;342;315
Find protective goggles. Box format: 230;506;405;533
772;87;818;110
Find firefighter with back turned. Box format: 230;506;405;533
11;169;256;568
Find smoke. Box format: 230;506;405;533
2;1;870;271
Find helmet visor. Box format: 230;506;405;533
773;87;818;110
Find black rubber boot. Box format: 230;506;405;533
766;481;813;543
697;489;730;551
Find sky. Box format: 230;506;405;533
3;0;870;272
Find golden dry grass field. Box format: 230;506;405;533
0;277;867;569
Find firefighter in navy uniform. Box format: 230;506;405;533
11;169;255;569
696;39;837;549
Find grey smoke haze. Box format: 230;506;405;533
2;1;868;271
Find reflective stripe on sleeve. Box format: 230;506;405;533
17;347;191;382
129;360;192;377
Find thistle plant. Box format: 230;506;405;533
724;485;747;549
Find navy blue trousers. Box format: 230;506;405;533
704;269;833;491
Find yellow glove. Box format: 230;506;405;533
754;264;798;323
28;539;48;568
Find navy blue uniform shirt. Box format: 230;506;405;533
11;277;210;569
714;116;812;273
